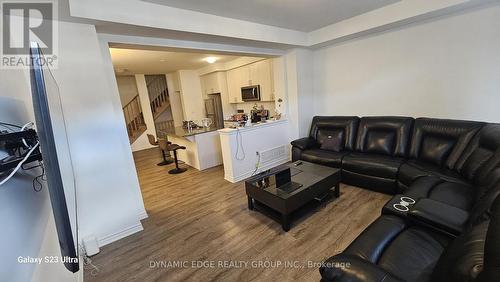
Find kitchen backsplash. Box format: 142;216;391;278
234;101;276;114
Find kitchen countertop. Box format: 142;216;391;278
166;126;220;138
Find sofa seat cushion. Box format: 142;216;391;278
398;160;469;188
343;153;405;179
344;215;448;282
405;176;474;210
299;149;347;168
377;228;446;282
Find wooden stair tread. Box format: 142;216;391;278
128;125;147;144
152;100;170;119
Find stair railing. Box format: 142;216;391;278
146;75;169;115
122;95;146;138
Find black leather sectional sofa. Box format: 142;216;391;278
290;116;500;281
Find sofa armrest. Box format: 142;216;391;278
408;198;469;236
319;254;403;282
291;137;316;150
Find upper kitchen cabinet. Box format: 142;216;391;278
200;72;221;97
227;59;274;104
227;67;245;103
251;60;274;102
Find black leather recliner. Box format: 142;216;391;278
403;123;500;211
320;189;500;282
291;116;359;168
342;117;414;194
397;118;484;191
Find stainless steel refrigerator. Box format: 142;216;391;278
204;93;224;129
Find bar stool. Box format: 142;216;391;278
147;134;173;166
167;143;187;174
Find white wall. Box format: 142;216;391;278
177;70;205;122
115;75;139;106
51;22;147;248
272;57;287;118
285;49;315;139
165;73;185;127
312;4;500;123
130;74;157;152
0;19;147;282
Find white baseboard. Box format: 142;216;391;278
225;157;289;183
97;222;143;247
138;210;149;220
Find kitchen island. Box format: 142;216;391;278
218;119;291;183
166;126;223;171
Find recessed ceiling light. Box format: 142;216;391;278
204;57;217;64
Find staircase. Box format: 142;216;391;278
146;75;170;119
155;120;175;138
145;75;175;138
123;95;146;144
150;90;169;119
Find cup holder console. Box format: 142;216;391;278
383;194;417;216
393;196;416;212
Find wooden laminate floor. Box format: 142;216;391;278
84;148;391;282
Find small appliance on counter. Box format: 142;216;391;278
227;113;248;128
251;109;269;123
201;118;213;129
182;120;200;131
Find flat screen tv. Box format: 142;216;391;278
29;43;79;272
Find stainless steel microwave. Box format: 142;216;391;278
241;85;261;101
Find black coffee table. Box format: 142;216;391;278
245;161;341;231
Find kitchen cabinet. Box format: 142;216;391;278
200;72;220;97
252;60;273;102
199;72;235;117
226;59;274;104
227;68;245;103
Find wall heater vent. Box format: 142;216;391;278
259;145;288;164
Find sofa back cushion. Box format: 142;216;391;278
409;118;484;169
310;116;359;152
419;135;456;166
355;116;414;157
456;124;500;183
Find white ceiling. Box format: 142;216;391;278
144;0;400;32
110;47;242;75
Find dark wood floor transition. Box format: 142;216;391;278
84;148;390;282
